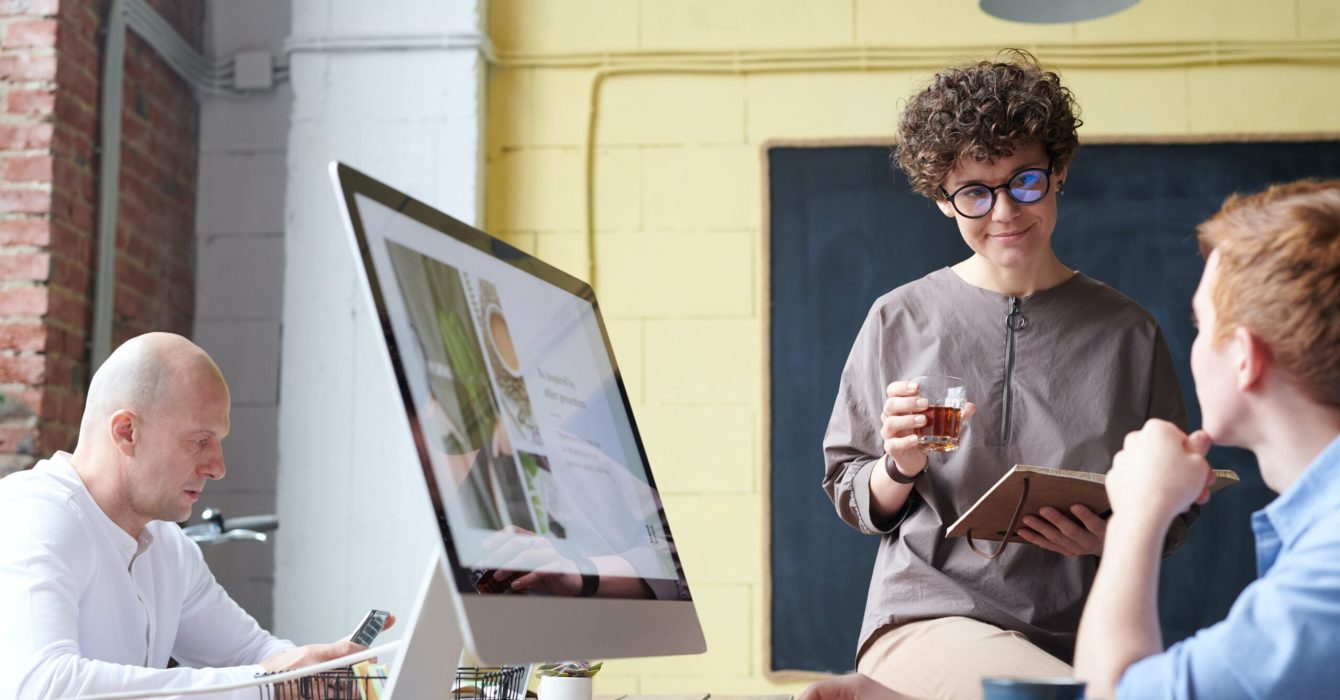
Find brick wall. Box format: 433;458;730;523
0;0;202;476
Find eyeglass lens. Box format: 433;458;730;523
952;168;1049;218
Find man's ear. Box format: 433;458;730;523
934;197;956;219
109;409;137;456
1232;326;1270;392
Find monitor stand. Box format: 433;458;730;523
383;551;465;698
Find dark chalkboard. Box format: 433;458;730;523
767;140;1340;674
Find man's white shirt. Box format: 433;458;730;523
0;452;293;699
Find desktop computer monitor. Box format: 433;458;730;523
329;162;706;679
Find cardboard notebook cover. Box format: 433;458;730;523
946;465;1241;544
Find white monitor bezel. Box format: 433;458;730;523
329;161;706;664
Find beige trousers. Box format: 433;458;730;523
856;617;1073;700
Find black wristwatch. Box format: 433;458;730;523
574;556;600;597
884;454;926;484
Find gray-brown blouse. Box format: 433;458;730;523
822;268;1187;664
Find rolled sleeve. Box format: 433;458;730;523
848;458;917;535
1116;644;1179;699
823;301;904;536
1117;530;1340;699
1116;620;1255;700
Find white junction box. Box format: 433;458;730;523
233;50;274;91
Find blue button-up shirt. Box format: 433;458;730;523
1117;434;1340;699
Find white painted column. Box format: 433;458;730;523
194;0;293;628
276;0;485;642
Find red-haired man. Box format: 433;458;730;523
1076;180;1340;698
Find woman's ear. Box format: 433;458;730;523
935;197;956;218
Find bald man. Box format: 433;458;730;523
0;333;373;699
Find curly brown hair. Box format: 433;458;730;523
1197;180;1340;409
894;49;1082;199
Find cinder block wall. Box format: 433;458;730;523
485;0;1340;693
189;0;292;630
0;0;202;476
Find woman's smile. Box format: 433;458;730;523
986;224;1032;242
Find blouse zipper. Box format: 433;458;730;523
1001;296;1026;445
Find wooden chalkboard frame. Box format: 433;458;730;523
760;132;1340;681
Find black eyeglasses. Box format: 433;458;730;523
939;161;1054;219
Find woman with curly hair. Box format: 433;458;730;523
820;51;1190;698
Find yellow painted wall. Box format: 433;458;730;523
484;0;1340;693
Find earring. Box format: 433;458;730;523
1058;181;1066;195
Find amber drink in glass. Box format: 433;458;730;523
913;375;966;452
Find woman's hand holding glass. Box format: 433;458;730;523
880;380;976;478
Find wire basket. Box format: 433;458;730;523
453;666;529;699
257;668;387;699
254;665;529;700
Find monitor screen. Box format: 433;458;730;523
337;166;692;607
